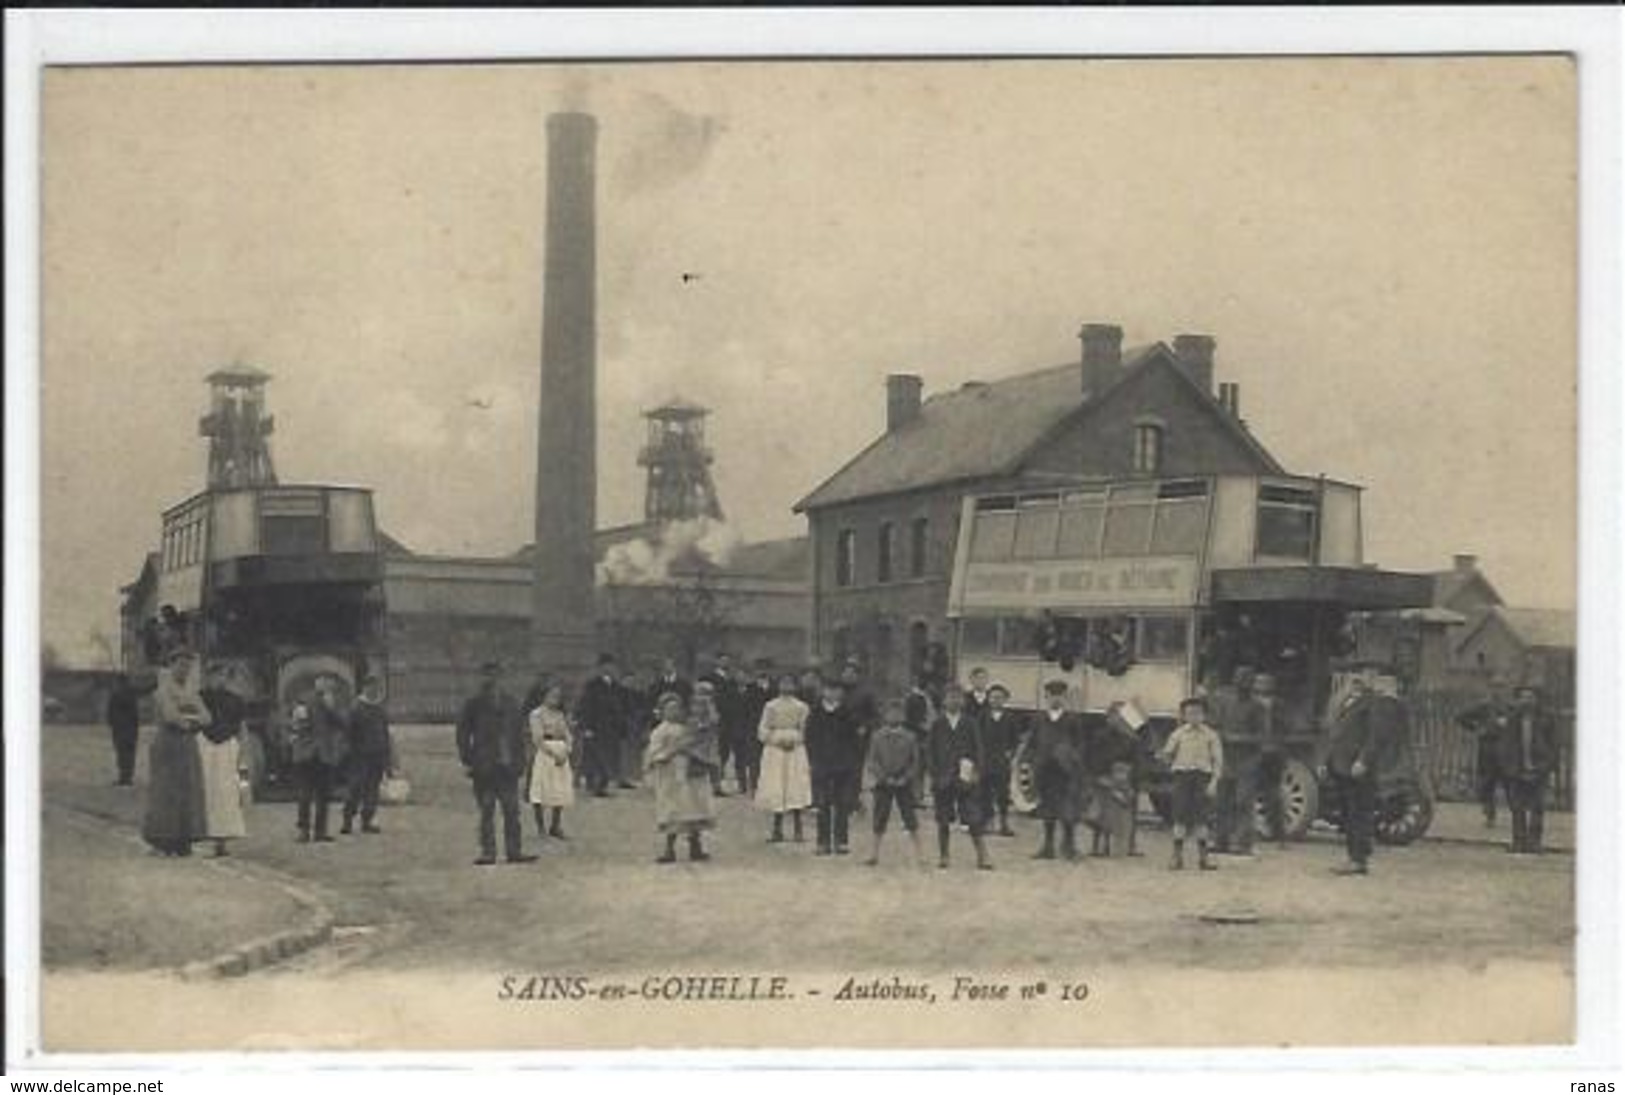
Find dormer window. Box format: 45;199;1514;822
1133;416;1166;474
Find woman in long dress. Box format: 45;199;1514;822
526;683;575;840
644;689;719;863
755;672;812;843
141;651;208;856
196;663;249;857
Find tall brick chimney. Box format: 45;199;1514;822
532;111;599;675
886;373;923;431
1079;323;1123;397
1172;333;1216;393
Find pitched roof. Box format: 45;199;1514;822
793;344;1284;512
1487;606;1576;650
1428;567;1504;610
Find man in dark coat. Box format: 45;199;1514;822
1029;679;1089;862
574;653;625;798
963;666;993;721
925;685;992;870
456;662;536;865
700;652;744;796
650;657;693;709
289;675;350;844
804;679;863;855
617;668;649;788
977;683;1021;837
736;658;774;798
104;673;144;786
342;675;392;835
1496;685;1560;854
1208;667;1255;853
1319;669;1407;876
1456;680;1513;828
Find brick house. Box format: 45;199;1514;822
793;323;1286;695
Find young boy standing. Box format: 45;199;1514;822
925;686;993;871
1157;697;1224;872
862;697;925;867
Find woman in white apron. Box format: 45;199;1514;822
526;683;575;840
197;662;248;856
755;672;812;843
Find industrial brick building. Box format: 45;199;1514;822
794;323;1286;695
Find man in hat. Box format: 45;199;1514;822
700;651;744;796
805;677;863;855
290;674;350;844
1029;679;1088;862
736;657;775;798
1318;666;1406;876
342;675;392;835
574;653;625;798
1496;685;1560;854
1457;677;1514;828
456;662;536;865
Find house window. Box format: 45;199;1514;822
909;517;929;578
877;522;895;583
835;529;857;587
908;621;931;682
1133;419;1165;474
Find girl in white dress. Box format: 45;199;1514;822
526;684;575;840
755;673;812;843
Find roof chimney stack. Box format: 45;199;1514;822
886;373;923;432
1218;382;1242;418
1172;333;1216;393
1079;323;1123;397
1453;553;1478;573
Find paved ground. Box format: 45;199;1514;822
39;722;1576;979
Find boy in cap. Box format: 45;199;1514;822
978;683;1021;837
925;685;992;870
1157;697;1224;871
862;697;925;867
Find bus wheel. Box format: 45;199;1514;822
1009;739;1038;815
1375;776;1435;846
240;731;268;803
1255;759;1319;841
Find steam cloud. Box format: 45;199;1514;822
596;517;742;587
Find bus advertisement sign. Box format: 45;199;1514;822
954;556;1199;614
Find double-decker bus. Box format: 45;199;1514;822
946;472;1436;841
128;482;388;798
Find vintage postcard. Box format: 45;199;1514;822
22;48;1588;1056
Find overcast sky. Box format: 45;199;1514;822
40;58;1575;665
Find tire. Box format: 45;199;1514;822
1376;775;1435;846
1009;738;1038;815
240;729;269;802
1254;758;1319;841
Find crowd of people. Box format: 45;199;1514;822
110;641;1561;871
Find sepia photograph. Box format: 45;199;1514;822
9;14;1616;1066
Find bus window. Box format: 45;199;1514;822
998;616;1040;657
1103;498;1154;556
960;617;1000;656
328;491;378;553
1056;495;1106;558
969;510;1017;561
1137;616;1189;662
1013;496;1061;559
1257;484;1318;559
1151;495;1208;554
261;490;326;556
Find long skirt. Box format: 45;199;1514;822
755;741;812;813
196;735;247;840
142;726;204;851
650;759;716;834
527;755;576;808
